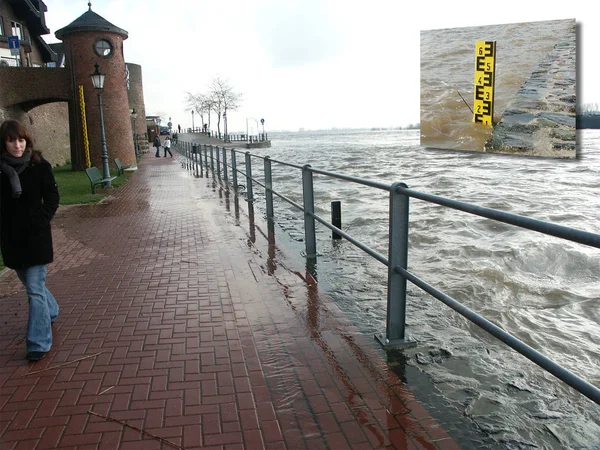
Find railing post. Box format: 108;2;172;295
222;147;228;182
245;151;253;201
216;146;221;178
376;182;415;349
210;145;215;173
302;164;317;258
193;144;199;178
203;145;208;174
198;144;203;175
231;149;238;189
185;143;189;170
264;156;274;220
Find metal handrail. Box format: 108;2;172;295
399;186;600;248
177;140;600;405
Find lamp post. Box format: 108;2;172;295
90;62;111;187
191;110;195;132
131;108;138;157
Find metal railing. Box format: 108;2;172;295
185;129;269;143
175;140;600;406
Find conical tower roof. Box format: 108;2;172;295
55;2;128;40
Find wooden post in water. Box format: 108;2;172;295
331;201;342;239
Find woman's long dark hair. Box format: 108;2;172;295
0;120;42;164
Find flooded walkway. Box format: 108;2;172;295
0;152;460;449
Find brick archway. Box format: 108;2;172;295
0;66;87;168
0;67;71;109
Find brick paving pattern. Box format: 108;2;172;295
0;152;460;449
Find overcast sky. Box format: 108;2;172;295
42;0;598;132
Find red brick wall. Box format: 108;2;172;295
63;31;135;169
0;67;70;107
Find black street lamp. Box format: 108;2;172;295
131;108;138;157
90;62;111;187
191;110;195;132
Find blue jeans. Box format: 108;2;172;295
15;265;58;353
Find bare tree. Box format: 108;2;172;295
185;92;205;129
203;95;216;131
209;77;242;139
186;92;219;131
154;111;168;126
577;102;600;116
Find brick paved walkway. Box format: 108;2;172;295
0;152;460;449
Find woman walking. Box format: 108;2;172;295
0;120;60;361
163;135;173;157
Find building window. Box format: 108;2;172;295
93;38;113;57
11;21;23;40
0;16;5;36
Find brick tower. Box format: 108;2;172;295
55;2;135;170
126;63;148;154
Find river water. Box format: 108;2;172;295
420;18;575;154
233;128;600;449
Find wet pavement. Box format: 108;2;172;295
0;150;461;449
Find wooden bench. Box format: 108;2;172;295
114;158;132;176
85;167;116;194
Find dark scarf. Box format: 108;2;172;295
1;150;32;198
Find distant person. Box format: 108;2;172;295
178;124;181;133
153;134;161;157
163;136;173;157
0;120;60;361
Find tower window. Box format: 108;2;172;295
94;38;113;57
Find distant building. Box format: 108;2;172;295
0;0;57;67
146;115;160;142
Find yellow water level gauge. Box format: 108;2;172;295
473;40;496;125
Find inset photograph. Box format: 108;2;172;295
420;19;576;158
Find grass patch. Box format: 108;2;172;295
54;164;131;205
0;163;132;271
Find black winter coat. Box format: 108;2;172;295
0;157;59;269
